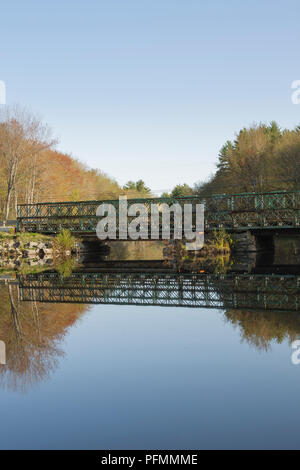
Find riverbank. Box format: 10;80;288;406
0;232;52;253
0;231;80;267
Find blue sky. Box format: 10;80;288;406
1;0;300;192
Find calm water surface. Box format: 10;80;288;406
1;250;300;449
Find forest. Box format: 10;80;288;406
0;106;150;222
1;105;300;222
165;121;300;198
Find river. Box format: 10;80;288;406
0;241;300;449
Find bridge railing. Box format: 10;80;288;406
16;195;200;233
16;189;300;233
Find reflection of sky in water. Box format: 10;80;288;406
0;303;300;450
1;239;300;449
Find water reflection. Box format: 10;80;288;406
1;240;300;392
18;268;300;311
0;340;5;365
225;309;300;351
0;284;88;392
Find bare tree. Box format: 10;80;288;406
0;105;56;222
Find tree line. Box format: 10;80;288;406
165;121;300;198
0;106;151;222
1;105;300;222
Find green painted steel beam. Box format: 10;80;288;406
16;190;300;233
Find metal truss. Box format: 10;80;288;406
18;271;300;311
16;190;300;233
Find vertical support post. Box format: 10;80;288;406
16;205;21;232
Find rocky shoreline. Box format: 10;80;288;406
0;237;54;268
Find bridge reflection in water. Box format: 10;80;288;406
2;258;300;392
18;265;300;312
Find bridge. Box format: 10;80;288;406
18;270;300;311
16;189;300;234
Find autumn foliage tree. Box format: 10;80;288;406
0;106;55;221
194;122;300;196
0;105;133;220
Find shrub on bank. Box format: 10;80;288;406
54;229;76;252
209;228;233;252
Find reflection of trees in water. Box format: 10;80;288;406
2;265;299;392
162;240;233;274
224;309;300;351
106;241;163;260
0;285;89;392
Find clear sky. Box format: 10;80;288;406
1;0;300;192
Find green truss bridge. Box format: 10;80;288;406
18;270;300;311
16;189;300;248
